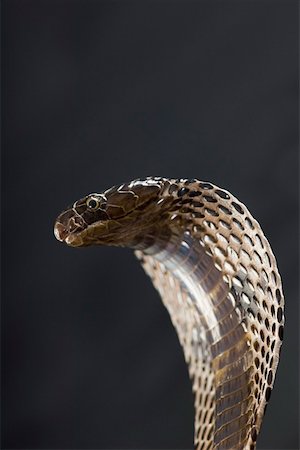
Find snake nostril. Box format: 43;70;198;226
68;219;76;233
68;216;84;233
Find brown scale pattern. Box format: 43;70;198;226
135;178;284;450
55;176;284;450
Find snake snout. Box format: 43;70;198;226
54;209;87;243
54;222;68;242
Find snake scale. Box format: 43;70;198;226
54;177;284;450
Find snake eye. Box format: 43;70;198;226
87;198;99;210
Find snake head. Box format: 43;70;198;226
54;178;167;247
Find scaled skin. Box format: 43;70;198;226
54;177;284;450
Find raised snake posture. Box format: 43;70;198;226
54;177;284;450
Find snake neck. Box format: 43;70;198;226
132;179;283;450
136;229;255;450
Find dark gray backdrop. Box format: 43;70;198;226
2;1;299;449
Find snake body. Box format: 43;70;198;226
54;177;284;450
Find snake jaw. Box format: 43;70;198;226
65;233;85;247
54;222;88;247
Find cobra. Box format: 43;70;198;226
54;177;284;450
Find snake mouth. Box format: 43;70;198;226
54;207;88;244
54;218;86;246
54;223;87;247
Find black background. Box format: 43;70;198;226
2;1;299;449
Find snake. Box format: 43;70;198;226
54;177;284;450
